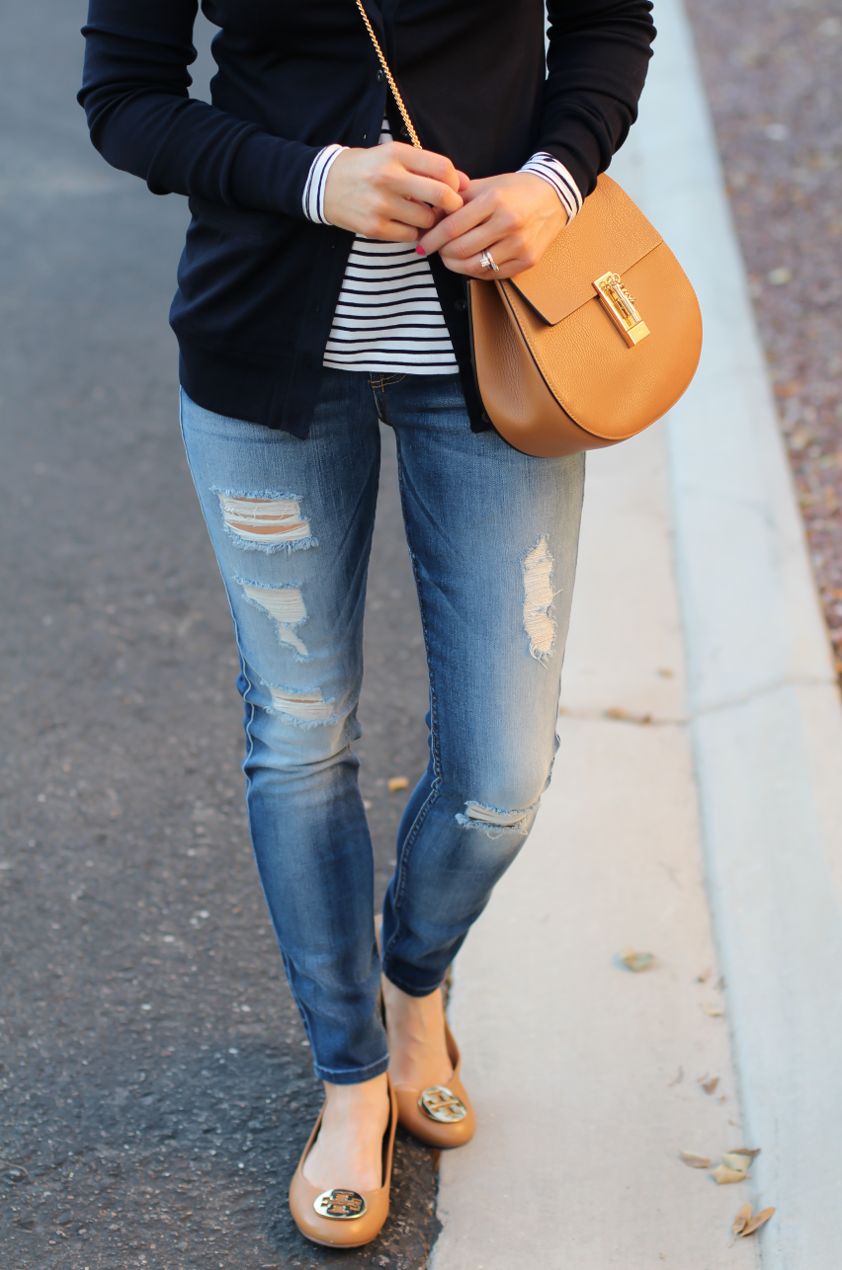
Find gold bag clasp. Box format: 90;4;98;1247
593;271;650;346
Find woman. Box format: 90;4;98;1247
79;0;654;1248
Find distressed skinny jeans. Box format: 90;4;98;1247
180;370;585;1083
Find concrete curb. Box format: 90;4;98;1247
430;2;842;1266
609;2;842;1264
431;418;760;1268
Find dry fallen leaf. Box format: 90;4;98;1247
696;967;712;983
721;1152;751;1175
731;1147;761;1158
742;1207;775;1237
605;706;652;725
732;1202;752;1236
679;1150;711;1169
699;1076;719;1094
711;1165;748;1185
702;1003;725;1017
387;776;409;792
621;946;655;972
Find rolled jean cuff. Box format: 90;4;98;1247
312;1051;391;1086
380;961;446;999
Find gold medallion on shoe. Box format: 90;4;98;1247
313;1188;368;1220
418;1085;468;1123
289;1077;397;1247
390;1017;476;1148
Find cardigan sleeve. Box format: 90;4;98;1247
539;0;656;199
78;0;319;219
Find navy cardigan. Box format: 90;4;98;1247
79;0;655;436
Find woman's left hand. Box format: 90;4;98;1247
415;172;568;279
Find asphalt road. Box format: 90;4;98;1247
0;4;436;1267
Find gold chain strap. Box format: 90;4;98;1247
354;0;422;149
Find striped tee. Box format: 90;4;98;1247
303;120;582;376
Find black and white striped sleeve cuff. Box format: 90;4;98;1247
302;144;347;225
520;153;584;223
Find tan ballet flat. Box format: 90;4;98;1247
288;1076;398;1248
375;915;475;1149
392;1018;476;1149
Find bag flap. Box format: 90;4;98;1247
506;175;663;326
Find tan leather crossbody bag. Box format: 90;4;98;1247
355;0;703;457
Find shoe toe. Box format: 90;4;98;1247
289;1171;389;1247
395;1076;475;1148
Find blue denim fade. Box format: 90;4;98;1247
180;370;585;1084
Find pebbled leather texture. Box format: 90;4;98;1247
469;277;615;457
288;1077;398;1248
508;175;663;326
469;175;703;458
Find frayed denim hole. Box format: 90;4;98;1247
521;534;557;663
221;526;318;554
214;490;313;550
454;797;539;838
264;683;338;728
236;576;311;659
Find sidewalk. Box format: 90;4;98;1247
432;2;842;1267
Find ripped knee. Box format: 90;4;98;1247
267;684;336;726
455;798;540;837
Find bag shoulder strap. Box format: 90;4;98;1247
354;0;422;149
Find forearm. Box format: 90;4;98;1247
541;0;656;197
78;0;317;218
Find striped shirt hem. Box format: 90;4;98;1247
319;117;458;373
303;122;583;374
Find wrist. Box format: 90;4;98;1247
520;153;582;224
303;144;347;225
520;171;568;212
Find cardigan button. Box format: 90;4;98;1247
376;70;384;82
454;299;467;312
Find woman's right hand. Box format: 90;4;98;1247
323;142;468;241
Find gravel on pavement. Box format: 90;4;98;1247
686;0;842;678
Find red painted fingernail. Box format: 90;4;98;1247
416;244;426;255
